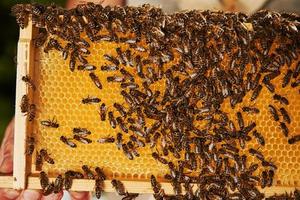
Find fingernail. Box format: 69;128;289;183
22;189;42;200
41;191;63;200
70;191;91;200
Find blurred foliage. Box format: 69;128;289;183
0;0;66;143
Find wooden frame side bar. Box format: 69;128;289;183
13;20;35;190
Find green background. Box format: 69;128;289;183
0;0;66;143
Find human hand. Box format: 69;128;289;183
0;118;91;200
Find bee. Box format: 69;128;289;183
127;141;140;157
268;170;275;187
111;179;126;196
121;82;139;89
20;94;29;113
100;65;119;71
82;165;95;179
103;54;120;66
120;68;134;82
252;130;265;146
82;96;101;104
22;75;36;90
262;160;278;170
53;175;64;194
282;69;293;88
77;64;96;71
236;112;244;130
291;79;300;88
151;175;161;194
288;134;300;144
89;72;102;89
122;193;139;200
73;135;92;144
116;133;123;149
64;172;73;190
262;79;275;93
95;178;103;199
261;170;268;188
65;170;84;179
273;94;289;105
44;38;63;53
129;125;145;137
97;136;115;143
171;180;182;196
250;85;262;101
116;117;128;133
27;104;36;121
73;127;91;136
142;82;153;97
279;107;291;124
69;51;76;72
40;118;59;128
99;103;106;121
150;132;160;148
242;106;260;114
279;122;289;137
120;90;135;106
122;144;134;160
108;111;117;129
135;55;145;78
252;73;261;90
95;167;106;181
39;171;49;190
116;47;126;65
60;136;77;148
43;182;54;196
152;152;168;165
35;151;43;170
11;4;29;29
107;75;125;82
268;105;279;121
249;148;264;161
40;149;55;164
293;61;300;78
113;103;127;117
26;136;35;155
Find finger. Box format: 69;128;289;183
41;191;63;200
0;118;15;174
0;188;21;200
69;191;91;200
17;189;42;200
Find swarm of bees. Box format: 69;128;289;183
12;2;300;199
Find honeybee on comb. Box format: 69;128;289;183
40;149;55;164
40;118;59;128
22;75;36;90
26;136;35;155
20;94;29;113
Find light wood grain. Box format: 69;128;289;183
0;175;298;196
13;20;36;190
0;176;14;189
27;176;299;196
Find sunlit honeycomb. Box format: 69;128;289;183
30;31;300;187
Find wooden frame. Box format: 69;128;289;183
0;19;298;196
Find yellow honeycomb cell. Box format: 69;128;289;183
30;32;300;187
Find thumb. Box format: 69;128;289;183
0;118;15;174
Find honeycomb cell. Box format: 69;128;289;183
29;32;300;187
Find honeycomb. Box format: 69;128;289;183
30;31;300;188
